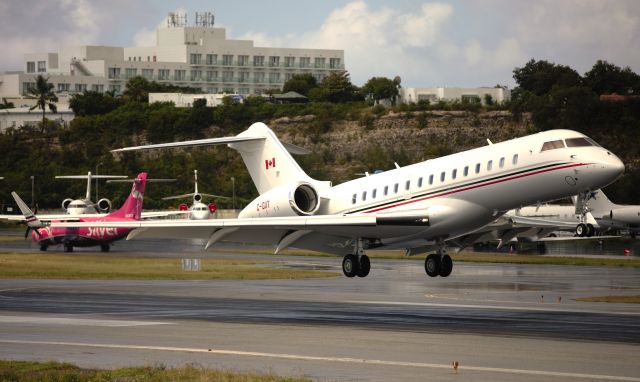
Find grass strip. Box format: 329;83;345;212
0;252;337;280
0;360;312;382
574;295;640;304
215;248;640;267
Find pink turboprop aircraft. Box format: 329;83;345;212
12;172;147;253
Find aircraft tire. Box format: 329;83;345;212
425;254;441;277
586;224;595;237
357;255;370;278
100;244;110;252
439;254;453;277
576;223;587;237
39;244;48;252
342;254;360;278
64;244;73;253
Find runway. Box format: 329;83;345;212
1;240;640;380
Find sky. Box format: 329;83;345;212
1;0;639;88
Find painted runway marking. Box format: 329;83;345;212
348;300;640;316
0;339;638;381
0;316;171;327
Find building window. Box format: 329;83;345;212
284;57;295;67
475;163;481;174
253;55;264;67
206;54;217;65
238;55;249;66
91;84;104;92
254;72;265;83
175;70;186;81
512;154;519;165
26;62;35;73
108;84;121;94
158;69;170;80
269;56;280;67
222;71;233;82
206;87;217;93
74;83;87;92
190;70;202;81
269;72;281;83
452;169;457;179
147;56;150;62
239;87;250;95
352;194;357;204
57;83;70;92
190;53;202;65
125;68;137;78
429;174;434;185
487;160;493;171
222;55;233;66
314;57;325;68
239;71;250;83
463;166;469;176
384;185;388;196
206;70;217;81
440;171;445;182
330;58;341;69
284;73;295;81
142;69;153;79
108;67;120;79
37;61;46;72
299;57;310;68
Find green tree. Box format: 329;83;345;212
584;60;640;95
26;75;58;133
282;73;318;96
361;77;400;104
513;59;582;96
311;71;361;103
123;76;152;103
69;91;122;116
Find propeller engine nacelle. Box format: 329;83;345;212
97;198;112;213
239;182;320;218
62;198;73;210
179;203;189;211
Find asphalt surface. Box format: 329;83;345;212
1;237;640;381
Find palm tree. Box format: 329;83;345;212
26;75;58;133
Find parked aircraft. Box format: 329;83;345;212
585;190;640;237
53;123;624;278
13;172;148;252
161;170;225;220
56;172;129;215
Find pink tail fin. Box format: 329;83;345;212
107;172;147;220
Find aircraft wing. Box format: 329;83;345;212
0;213;105;222
140;210;191;218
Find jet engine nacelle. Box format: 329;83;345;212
609;208;640;224
239;182;320;218
193;193;202;203
179;203;189;211
208;203;217;214
97;198;112;213
62;198;73;210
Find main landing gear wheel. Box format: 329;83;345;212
100;244;110;252
576;223;587;237
425;254;441;277
342;254;360;278
39;244;48;252
586;224;595;237
357;255;370;278
439;254;453;277
63;244;73;253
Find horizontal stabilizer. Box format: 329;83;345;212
111;136;264;152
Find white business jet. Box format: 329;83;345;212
162;170;226;220
52;123;624;279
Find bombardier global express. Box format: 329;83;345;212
52;123;624;279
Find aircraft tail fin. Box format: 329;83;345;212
229;122;315;194
107;172;147;220
586;189;618;212
11;192;43;228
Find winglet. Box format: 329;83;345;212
11;192;43;228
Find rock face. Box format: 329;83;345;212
266;111;535;182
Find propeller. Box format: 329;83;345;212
24;204;41;239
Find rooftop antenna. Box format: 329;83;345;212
195;12;215;27
167;11;187;28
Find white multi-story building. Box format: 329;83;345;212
400;87;511;105
0;13;344;101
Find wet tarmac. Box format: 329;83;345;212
1;234;640;381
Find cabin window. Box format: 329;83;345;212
463;166;469;176
405;180;410;190
372;189;377;199
540;140;565;152
352;194;357;204
394;183;399;193
429;174;434;185
418;177;423;187
475;163;481;174
499;157;505;168
452;169;457;179
440;171;445;182
362;191;367;201
487;160;493;171
384;185;389;196
512;154;519;165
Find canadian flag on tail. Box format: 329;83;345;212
265;157;276;170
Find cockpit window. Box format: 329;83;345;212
565;137;594;147
540;140;565;152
